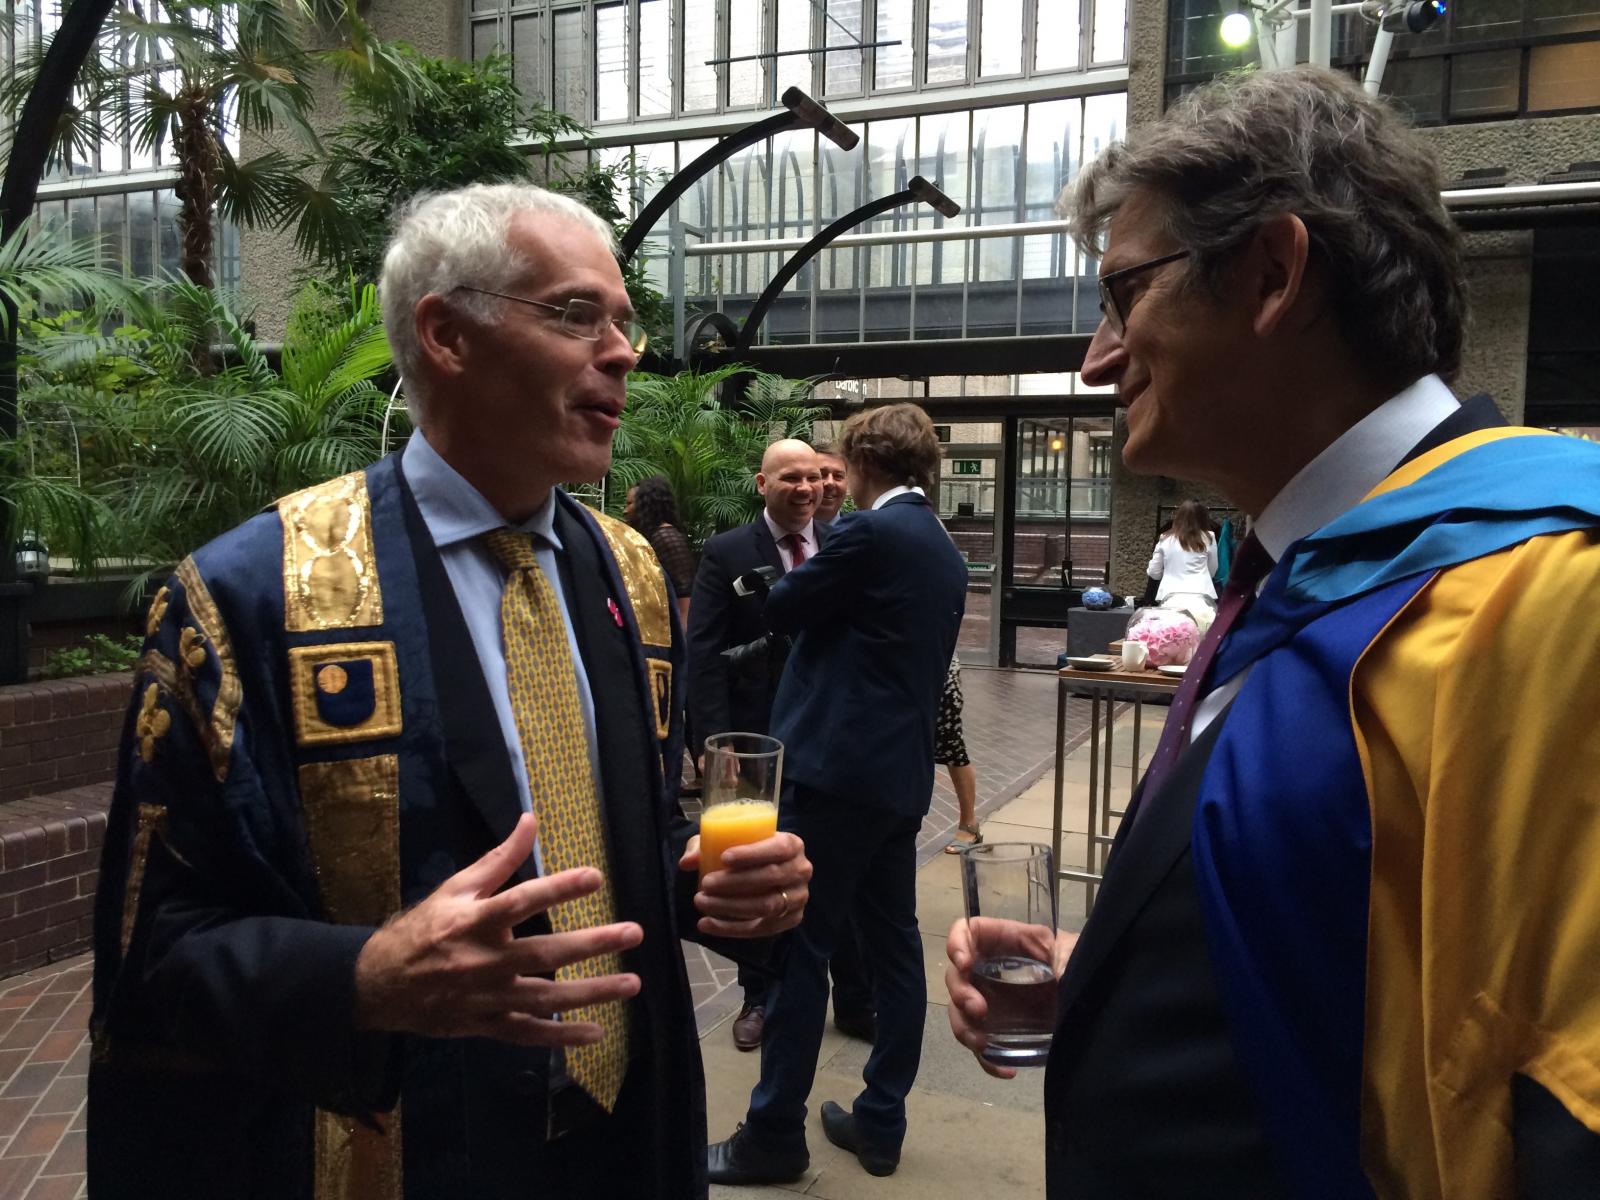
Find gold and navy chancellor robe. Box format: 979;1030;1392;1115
86;451;719;1199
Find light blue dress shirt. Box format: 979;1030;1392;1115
401;432;604;842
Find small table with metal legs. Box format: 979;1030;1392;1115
1052;664;1181;910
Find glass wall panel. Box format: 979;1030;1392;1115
553;9;590;120
1449;49;1521;116
728;1;762;104
128;191;155;280
1092;0;1127;62
1037;0;1083;70
68;197;97;260
972;106;1024;281
776;0;813;97
1527;40;1600;109
472;18;500;64
595;2;629;120
1380;55;1445;122
98;194;127;276
926;0;970;83
1451;0;1523;41
682;0;719;110
638;0;672;114
1531;0;1600;35
823;0;864;94
981;0;1024;76
513;13;543;105
157;189;182;276
875;0;915;88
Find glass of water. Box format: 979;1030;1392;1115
958;842;1060;1068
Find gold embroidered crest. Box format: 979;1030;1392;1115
135;684;171;763
646;659;672;740
145;586;171;637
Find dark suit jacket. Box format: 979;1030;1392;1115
686;516;827;742
765;494;967;817
1043;395;1600;1197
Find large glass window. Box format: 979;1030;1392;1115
472;0;1124;123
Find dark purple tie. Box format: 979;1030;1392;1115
782;532;808;567
1133;534;1273;816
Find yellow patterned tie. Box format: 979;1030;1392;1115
483;528;629;1112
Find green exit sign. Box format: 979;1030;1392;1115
952;460;982;475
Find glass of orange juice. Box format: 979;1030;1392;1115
698;732;782;880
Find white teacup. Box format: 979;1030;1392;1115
1121;641;1150;671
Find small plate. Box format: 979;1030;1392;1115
1156;663;1187;677
1065;656;1118;671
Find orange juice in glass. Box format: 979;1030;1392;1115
699;732;783;880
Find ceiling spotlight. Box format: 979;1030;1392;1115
1220;11;1254;47
1380;0;1446;32
1049;436;1066;452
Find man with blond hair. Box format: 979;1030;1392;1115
89;183;811;1199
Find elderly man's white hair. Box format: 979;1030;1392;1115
380;183;617;418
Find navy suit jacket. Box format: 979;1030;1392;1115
687;517;828;741
765;494;967;818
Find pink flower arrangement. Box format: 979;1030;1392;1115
1125;608;1201;666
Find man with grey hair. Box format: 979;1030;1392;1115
88;182;812;1199
945;67;1600;1196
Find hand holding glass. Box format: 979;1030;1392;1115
959;843;1060;1067
698;732;782;880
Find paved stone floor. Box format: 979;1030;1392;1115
0;667;1117;1195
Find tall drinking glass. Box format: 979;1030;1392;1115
959;842;1060;1067
699;732;782;880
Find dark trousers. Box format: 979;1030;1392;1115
738;918;874;1015
746;785;925;1151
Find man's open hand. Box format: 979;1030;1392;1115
354;812;642;1046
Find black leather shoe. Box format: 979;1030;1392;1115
707;1123;809;1185
832;1007;877;1043
819;1100;900;1177
731;1003;765;1051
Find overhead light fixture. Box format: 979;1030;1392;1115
1220;11;1254;47
1049;436;1066;452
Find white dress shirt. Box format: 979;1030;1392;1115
762;509;818;570
1190;374;1460;739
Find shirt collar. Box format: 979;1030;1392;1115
402;431;561;550
761;508;815;549
1252;374;1458;563
871;484;925;510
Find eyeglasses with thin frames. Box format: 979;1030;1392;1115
454;286;649;356
1097;250;1191;336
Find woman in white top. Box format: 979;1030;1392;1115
1147;500;1219;633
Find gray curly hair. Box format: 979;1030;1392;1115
1066;66;1466;391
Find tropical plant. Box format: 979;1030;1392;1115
287;46;670;344
608;366;829;544
14;277;395;586
0;222;137;561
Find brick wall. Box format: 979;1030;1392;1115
0;675;132;806
0;786;112;977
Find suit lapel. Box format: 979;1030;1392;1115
394;456;532;882
1057;707;1231;1019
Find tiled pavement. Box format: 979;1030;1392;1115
0;667;1102;1192
0;960;90;1200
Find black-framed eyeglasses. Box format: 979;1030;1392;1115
1097;250;1191;336
455;286;649;355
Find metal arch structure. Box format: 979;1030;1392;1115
618;87;858;263
732;176;961;357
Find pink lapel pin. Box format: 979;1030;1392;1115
607;598;625;628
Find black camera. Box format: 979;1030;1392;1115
733;565;780;598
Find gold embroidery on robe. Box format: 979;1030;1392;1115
589;509;672;649
280;472;384;633
135;685;171;763
299;753;403;1200
175;557;241;783
119;802;168;956
145;586;170;637
646;658;673;739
